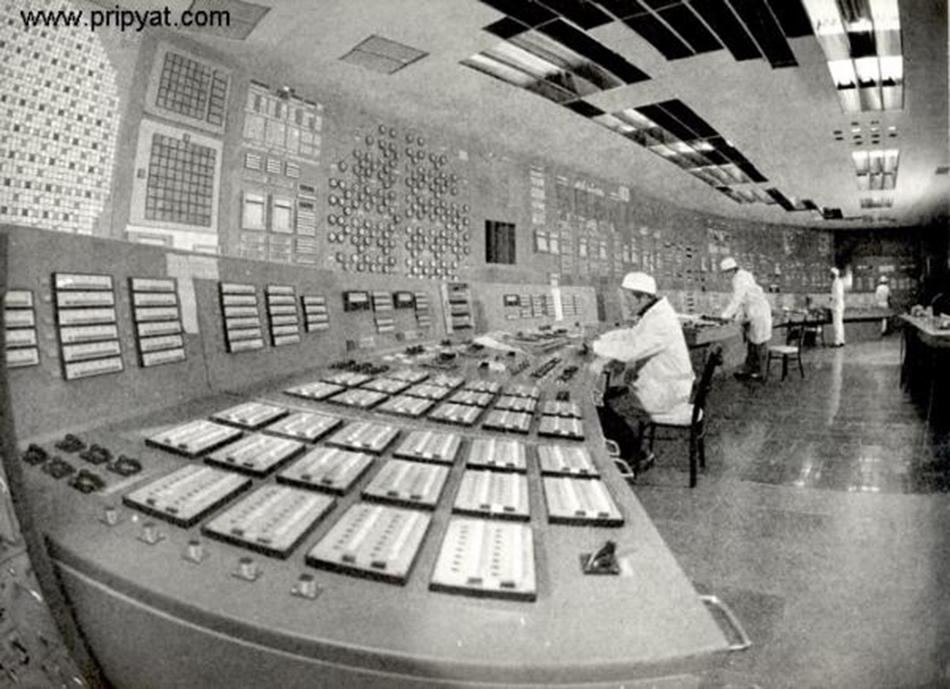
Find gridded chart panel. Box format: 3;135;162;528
202;485;335;559
277;447;375;495
144;133;217;227
205;433;304;477
537;445;599;477
153;49;229;127
284;381;345;401
466;438;527;472
361;460;449;510
392;430;462;465
145;419;243;458
453;470;530;521
430;518;537;601
542;478;623;526
123;464;251;528
0;0;120;234
263;412;342;443
306;503;432;584
211;402;288;430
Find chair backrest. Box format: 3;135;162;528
691;345;723;425
785;315;807;348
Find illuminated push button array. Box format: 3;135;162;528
403;383;452;401
540;401;583;419
320;371;374;387
462;379;501;395
263;411;342;443
466;438;527;473
306;503;432;584
493;395;538;413
505;384;541;399
211;402;289;430
387;368;429;384
361;460;449;510
277;447;375;495
374;394;434;418
446;389;494;407
426;373;465;389
537;445;599;477
392;430;462;465
205;433;304;476
202;485;335;559
123;465;251;527
327;388;389;409
325;421;400;454
537;416;585;440
430;518;536;601
453;470;529;521
284;381;345;401
542;477;623;526
428;402;482;427
481;410;533;434
361;377;411;395
145;419;243;458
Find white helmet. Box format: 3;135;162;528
719;257;738;272
879;276;889;283
621;271;657;295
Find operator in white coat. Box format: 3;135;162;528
874;276;891;336
590;271;694;475
830;267;846;347
720;257;772;380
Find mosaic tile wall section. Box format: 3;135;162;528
0;0;120;235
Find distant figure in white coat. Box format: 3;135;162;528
874;276;891;335
830;267;846;347
720;257;772;380
591;272;695;474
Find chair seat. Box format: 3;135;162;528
769;345;799;355
649;402;701;427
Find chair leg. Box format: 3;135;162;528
798;353;805;378
781;354;788;381
689;429;698;488
698;432;706;469
764;353;771;380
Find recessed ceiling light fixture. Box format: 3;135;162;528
340;35;428;75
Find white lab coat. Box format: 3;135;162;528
831;276;845;345
592;297;694;414
874;284;891;309
721;269;772;344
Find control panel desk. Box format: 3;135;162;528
22;345;729;689
900;315;950;428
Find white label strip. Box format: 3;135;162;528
64;355;124;380
139;334;184;353
132;292;178;307
57;308;117;326
130;277;176;292
56;291;115;308
222;294;259;306
61;324;119;344
224;305;259;318
5;348;39;367
136;321;182;337
267;295;296;305
267;286;295;296
230;338;264;352
54;273;113;291
269;315;298;326
5;310;36;328
267;304;297;315
142;348;186;367
135;306;180;322
273;334;301;346
271;324;300;336
5;329;37;347
62;340;122;363
227;327;264;342
3;291;33;308
220;283;256;295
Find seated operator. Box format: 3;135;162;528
590;271;695;475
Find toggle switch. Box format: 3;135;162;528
100;505;121;527
291;572;321;600
138;521;163;545
183;539;206;564
233;556;261;582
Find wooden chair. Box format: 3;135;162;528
640;345;723;488
767;317;806;381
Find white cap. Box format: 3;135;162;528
879;275;889;283
719;257;737;272
621;271;657;295
830;267;840;277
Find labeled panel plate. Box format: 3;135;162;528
284;381;345;401
202;485;335;558
540;401;582;418
205;433;304;476
5;329;37;347
427;373;465;389
277;447;375;495
6;348;39;368
264;411;341;442
542;477;623;526
57;308;117;326
466;438;527;472
494;395;538;413
62;340;122;363
327;388;388;410
123;464;251;527
63;356;124;380
392;430;462;465
54;273;114;291
375;395;434;418
139;334;185;353
453;470;529;521
321;371;373;387
361;378;411;395
462;379;501;394
60;324;120;344
134;306;181;322
211;402;288;429
388;368;429;383
430;518;536;601
537;416;585;440
136;321;182;338
56;290;115;308
537;445;598;477
447;390;494;407
428;403;482;427
132;292;178;307
481;410;533;434
505;384;540;399
404;383;451;401
306;503;432;584
142;348;186;367
325;421;399;454
145;419;243;457
362;459;449;510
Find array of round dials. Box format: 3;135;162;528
325;124;470;278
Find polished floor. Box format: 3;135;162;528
632;336;950;689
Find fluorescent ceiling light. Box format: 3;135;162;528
883;149;899;173
488;43;561;79
616;108;656;130
828;59;857;87
463;54;535;87
854;56;880;84
852;150;870;173
879;55;902;82
868;0;900;28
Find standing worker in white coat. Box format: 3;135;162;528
590;272;695;475
874;276;891;336
830;267;846;347
720;257;773;380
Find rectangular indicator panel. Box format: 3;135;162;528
361;459;449;510
277;447;374;495
467;438;527;472
56;291;115;308
132;292;178;307
62;340;122;363
60;324;120;344
130;278;176;292
57;308;117;326
123;464;251;527
136;321;182;337
6;348;39;368
206;433;305;476
54;273;114;291
63;356;124;380
453;470;530;521
542;477;623;526
3;290;34;308
145;419;243;458
142;348;186;367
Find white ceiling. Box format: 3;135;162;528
176;0;948;229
